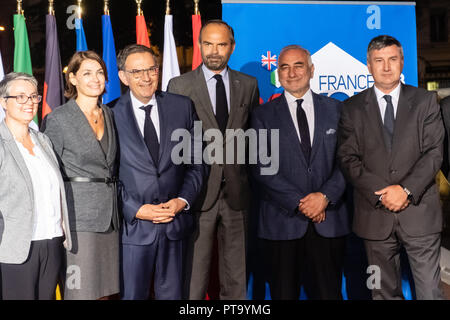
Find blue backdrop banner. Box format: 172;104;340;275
222;0;417;103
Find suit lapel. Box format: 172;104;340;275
0;122;34;201
156;92;168;165
391;84;413;159
364;87;390;154
100;104;117;168
310;92;326;163
192;67;219;130
32;131;61;175
276;95;307;167
227;69;241;130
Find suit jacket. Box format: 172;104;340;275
167;65;260;211
337;84;444;240
0;121;72;264
112;90;206;246
251;92;350;240
42;99;119;233
440;95;450;178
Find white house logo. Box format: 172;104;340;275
310;42;404;100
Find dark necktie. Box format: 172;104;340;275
296;99;311;162
139;105;159;166
214;74;229;133
383;95;395;150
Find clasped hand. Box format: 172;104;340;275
136;198;187;223
298;192;329;223
374;185;410;212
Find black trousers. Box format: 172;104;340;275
0;237;63;300
262;223;346;300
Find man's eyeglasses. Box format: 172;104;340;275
126;66;159;79
5;94;42;104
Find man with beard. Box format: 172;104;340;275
168;20;260;299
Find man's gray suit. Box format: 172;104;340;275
337;84;444;299
168;66;259;299
0;121;72;264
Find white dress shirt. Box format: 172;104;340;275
373;82;401;122
285;89;315;145
130;91;160;142
202;64;231;114
15;134;63;241
129;91;189;210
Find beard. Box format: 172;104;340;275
202;54;229;71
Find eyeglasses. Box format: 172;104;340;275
126;66;159;79
5;94;42;104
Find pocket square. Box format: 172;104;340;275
326;128;336;135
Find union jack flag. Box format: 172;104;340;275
261;51;277;71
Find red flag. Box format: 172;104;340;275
192;14;202;70
136;15;150;47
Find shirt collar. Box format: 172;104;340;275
373;82;401;102
202;64;229;82
284;88;313;106
129;90;157;110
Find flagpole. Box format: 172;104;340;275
77;0;82;19
194;0;199;15
17;0;23;15
166;0;170;15
104;0;109;15
48;0;54;15
136;0;143;16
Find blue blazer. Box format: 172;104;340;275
112;90;207;245
251;92;350;240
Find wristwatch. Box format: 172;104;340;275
402;185;413;201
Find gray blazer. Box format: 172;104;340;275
43;99;118;233
0;121;72;264
168;66;260;211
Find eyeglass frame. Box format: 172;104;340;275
4;94;42;104
125;66;159;79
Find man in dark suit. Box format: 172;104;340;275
167;20;260;299
112;44;206;299
337;35;444;300
251;45;350;300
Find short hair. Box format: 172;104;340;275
0;72;38;98
116;44;159;71
65;50;108;99
278;45;313;67
367;35;404;60
199;19;235;44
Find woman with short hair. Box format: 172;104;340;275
0;72;72;300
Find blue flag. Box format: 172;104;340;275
102;15;121;104
75;18;87;51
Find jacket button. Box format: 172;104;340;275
307;168;312;173
157;173;161;178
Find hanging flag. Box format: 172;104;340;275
76;18;88;51
102;14;121;104
136;15;150;47
0;50;5;123
42;14;65;119
192;14;202;70
162;14;180;91
14;13;38;128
